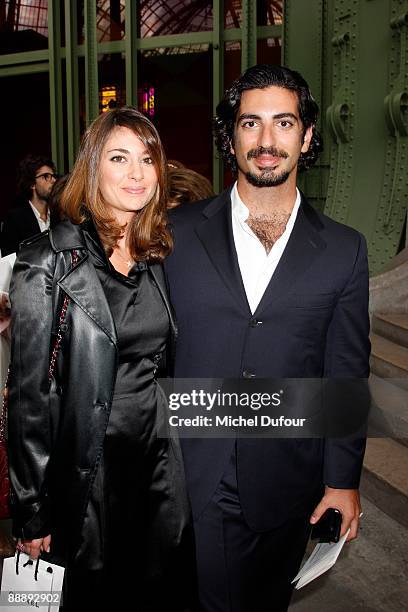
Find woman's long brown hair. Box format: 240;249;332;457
60;106;172;262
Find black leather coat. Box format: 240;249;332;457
7;219;180;564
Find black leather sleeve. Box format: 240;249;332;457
8;235;57;539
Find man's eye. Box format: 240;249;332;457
243;121;256;128
278;121;293;128
111;155;126;162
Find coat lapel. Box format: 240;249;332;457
255;196;327;316
58;253;118;347
195;189;250;314
50;220;118;347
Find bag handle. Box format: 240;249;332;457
48;249;78;381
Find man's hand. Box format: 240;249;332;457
17;534;51;560
0;293;10;323
310;487;361;542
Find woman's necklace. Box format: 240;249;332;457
114;248;134;269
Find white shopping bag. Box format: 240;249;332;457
0;552;65;611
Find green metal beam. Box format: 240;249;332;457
0;49;48;66
65;0;80;169
48;0;64;172
257;25;282;39
212;0;224;194
84;0;99;123
125;0;139;106
0;63;48;77
241;0;257;71
138;31;213;50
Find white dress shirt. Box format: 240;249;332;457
29;201;50;233
231;182;301;314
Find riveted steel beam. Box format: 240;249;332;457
241;0;257;72
84;0;99;124
212;0;224;193
48;0;64;171
65;0;80;169
125;0;138;106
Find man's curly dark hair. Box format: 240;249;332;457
17;154;56;199
213;64;323;175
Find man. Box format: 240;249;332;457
165;64;370;611
0;154;57;255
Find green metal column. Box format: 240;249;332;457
84;0;99;123
241;0;257;72
48;0;64;171
284;0;329;212
125;1;139;107
375;3;408;269
212;0;224;193
65;0;80;169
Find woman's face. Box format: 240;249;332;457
99;125;158;225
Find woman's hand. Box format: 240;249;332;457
17;534;51;560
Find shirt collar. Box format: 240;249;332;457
231;182;301;225
29;200;50;222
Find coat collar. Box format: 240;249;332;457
196;187;327;316
49;219;177;347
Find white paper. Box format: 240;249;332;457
1;553;65;611
292;528;350;589
0;254;16;293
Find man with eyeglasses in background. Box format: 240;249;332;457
0;154;57;256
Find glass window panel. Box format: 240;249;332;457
224;0;241;29
0;0;48;53
224;41;241;89
98;52;126;113
137;45;212;180
96;0;125;42
257;0;283;26
257;36;282;65
77;0;84;45
223;40;241;188
140;0;213;37
76;1;125;44
0;72;52;218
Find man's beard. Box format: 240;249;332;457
241;145;291;188
244;168;290;187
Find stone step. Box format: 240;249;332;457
368;374;408;447
370;333;408;388
361;437;408;529
372;313;408;348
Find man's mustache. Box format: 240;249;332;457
247;146;289;160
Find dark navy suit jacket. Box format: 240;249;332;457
165;188;370;532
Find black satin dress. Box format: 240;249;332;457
63;222;197;611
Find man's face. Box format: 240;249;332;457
32;165;56;201
231;86;313;187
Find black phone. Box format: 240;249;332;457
311;508;342;543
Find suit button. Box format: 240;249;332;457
250;318;263;327
242;370;256;378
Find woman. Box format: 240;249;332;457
7;107;197;611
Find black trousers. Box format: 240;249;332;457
195;450;312;612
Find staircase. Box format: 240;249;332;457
360;249;408;529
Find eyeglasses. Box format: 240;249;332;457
35;172;57;182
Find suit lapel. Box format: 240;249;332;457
26;204;43;236
195;189;250;314
149;263;177;339
255;197;327;316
